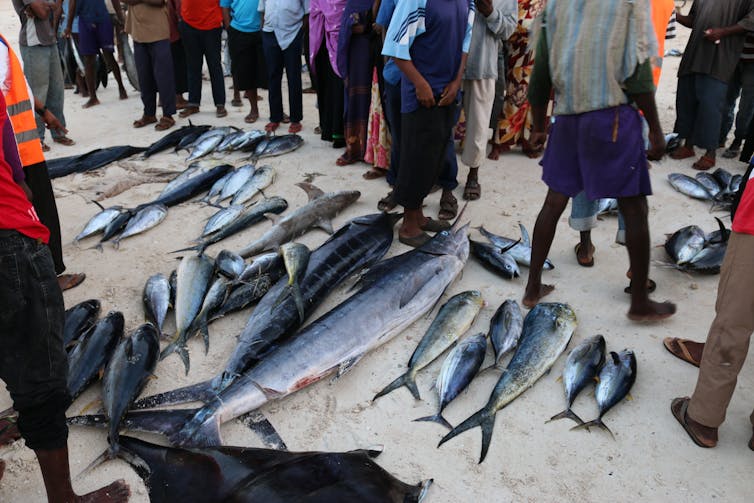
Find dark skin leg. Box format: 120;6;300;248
577;230;593;263
82;55;99;108
523;188;568;308
617;195;675;320
400;208;427;239
100;51;128;100
35;447;130;503
245;89;259;121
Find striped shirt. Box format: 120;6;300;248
666;10;676;39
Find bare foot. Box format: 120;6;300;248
627;300;676;322
522;284;555;308
76;479;130;503
119;89;128;100
82;98;100;109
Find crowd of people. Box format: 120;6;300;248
2;0;754;501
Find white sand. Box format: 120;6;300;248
1;8;753;502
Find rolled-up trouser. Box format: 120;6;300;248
461;78;496;168
19;44;67;143
0;231;71;450
674;73;728;151
134;39;177;117
395;100;460;210
569;191;627;244
688;231;754;428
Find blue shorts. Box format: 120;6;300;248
541;105;652;200
78;17;115;56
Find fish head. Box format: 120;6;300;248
547;303;578;335
419;222;470;262
461;290;486;309
332;190;362;207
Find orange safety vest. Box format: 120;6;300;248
0;34;45;167
650;0;676;87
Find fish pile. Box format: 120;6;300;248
178;126;304;161
667;168;743;210
142;122;212;158
663;218;729;274
470;223;555;279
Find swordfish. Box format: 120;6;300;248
77;217;470;448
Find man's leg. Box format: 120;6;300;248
461;78;495;201
730;62;754;153
719;65;742;148
382;80;401;187
691;74;729;167
523;189;569;308
262;31;285;126
19;45;52;142
202;27;226;111
134;41;158;120
568;192;599;266
671;74;697;158
283;29;304;127
46;46;69;142
152;40;177;119
83;54;99;107
180;22;203;110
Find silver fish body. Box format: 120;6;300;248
203;205;245;237
187;276;232;352
216;249;246;279
478;224;554;270
215;131;246;152
230;165;275;206
67;311;125;399
217;165;255;202
113;204;168;247
143;273;171;333
275;242;311;322
694;172;723;198
668;173;714;200
251;134;304;160
665;225;706;265
201;171;235;203
470;240;520;279
75;206;123;242
187;135;224;161
487;299;523;366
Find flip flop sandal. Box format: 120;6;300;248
179;106;200;118
133;116;158;128
244;112;259;124
662;337;701;367
216;107;228;118
420;218;451;232
265;122;280;132
399;232;431;248
463;179;481;200
574;243;595;267
671;397;716;448
624;279;656;294
288;122;302;133
57;273;86;291
692;155;716;171
155;117;175;131
336;155;359;166
377;191;397;212
363;168;386;180
438;193;458;221
53;136;76;146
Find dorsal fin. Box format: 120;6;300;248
295;182;325;201
610;351;620;365
518;222;531;247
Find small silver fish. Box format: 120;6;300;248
230;166;275;206
75;206;123;243
113;204;168;248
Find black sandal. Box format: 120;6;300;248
438;192;458;221
377;191;397;212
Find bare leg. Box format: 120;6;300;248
577;230;594;264
35;447;130;503
83;55;99;108
523;189;569;308
245;89;259;122
399;208;427;239
101;51;128;99
618;195;676;321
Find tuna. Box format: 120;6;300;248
478;224;555;270
67;311;124;400
187;276;232;352
469;239;520;279
150;164;233;208
112;204;168;248
215;249;245;279
250;134;304;161
143;274;171;335
668;173;714;200
63;299;101;348
208;274;277;322
144;123;211;158
74;206;123;243
216;165;255;203
202;205;245;237
664;225;706;265
230;166;275;206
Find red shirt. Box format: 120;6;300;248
181;0;222;30
733;172;754;236
0;92;49;243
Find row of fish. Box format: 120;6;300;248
180;125;304;162
469;223;555;280
668;168;742;210
663;218;729;274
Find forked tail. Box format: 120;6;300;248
159;340;191;375
570;418;614;439
414;413;453;430
373;371;420;401
437;408;496;463
546;408;585;426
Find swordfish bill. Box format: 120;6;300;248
95;215;470;448
131;212;401;411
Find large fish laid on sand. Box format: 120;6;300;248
112;203;168;248
63;299;101;348
237;183;360;258
547;334;605;426
249;133;304;161
88;215;467;449
478;224;555;270
439;303;576;463
47;146;147;179
148;164;233;208
143;274;171;335
374;290;484;401
134;212;399;410
668;173;714;201
485;299;523;370
143;123;211;158
67;311;124;400
74;206;123;243
107;436;430;503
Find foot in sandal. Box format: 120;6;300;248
463;168;481;200
663;338;703;367
671;397;718;448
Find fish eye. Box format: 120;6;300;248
439;230;449;236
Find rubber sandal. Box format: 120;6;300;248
671;397;717;448
244;112;259;124
662;337;702;368
179;106;199;118
438;192;458;221
574;243;595;267
133;116;157;128
52;136;76;146
420;218;451;232
670;146;695;160
41;142;51;152
336;155;358;166
231;97;243;107
216;106;228;118
692;155;716;171
624;279;656;294
57;273;86;291
362;168;386;180
155;116;175;131
377;191;397;212
463;178;481;200
265;122;279;133
399;232;431;248
288;122;302;134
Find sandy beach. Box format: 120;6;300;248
1;6;753;502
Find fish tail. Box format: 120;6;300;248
417;479;433;503
169;244;202;254
75;448;115;479
373;372;420;401
438;408;496;463
199;317;210;355
131;380;216;409
159;341;191;375
546;408;585;426
292;282;305;324
571;418;614;439
168;409;222;447
414;413;453;430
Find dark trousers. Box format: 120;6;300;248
313;44;344;142
134;39;177;117
675;73;728;151
262;29;303;123
179;22;225;107
171;39;188;94
384;80;459;190
24;162;65;274
0;231;70;450
395;102;460;210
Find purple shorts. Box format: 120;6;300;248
78;17;115;56
540;105;652;200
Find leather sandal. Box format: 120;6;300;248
133;116;157;128
154;116;175;131
399;232;431;248
662;337;702;368
671;397;717;448
420;218;451;232
692;155;716;171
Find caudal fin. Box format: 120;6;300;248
69;409;199;441
160;342;191;375
75;448;114;479
131;380;216;409
373;372;420;401
438;408;496;463
546;408;585;426
571;418;614;439
414;413;453;430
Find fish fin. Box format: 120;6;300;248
373;372;421;401
438;408;496;464
169;414;222;447
75;448;114;480
292;282;305;323
237;411;288;451
418;479;433;503
169;244;202;254
131;380;215;409
79;398;103;415
626;393;634;402
67;414;108;429
263;212;281;224
91;200;106;211
160;342;191;375
571;419;614;439
414;413;453;430
336;355;363;379
315;218;334;234
546;409;585;426
295;182;325;201
518;222;531;247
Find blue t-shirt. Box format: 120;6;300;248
376;0;400;86
220;0;262;33
75;0;110;23
382;0;474;113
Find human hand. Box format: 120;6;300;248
438;79;460;107
63;27;72;38
416;79;436;108
646;129;665;161
704;28;725;44
477;0;493;17
43;110;68;136
529;130;548;151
